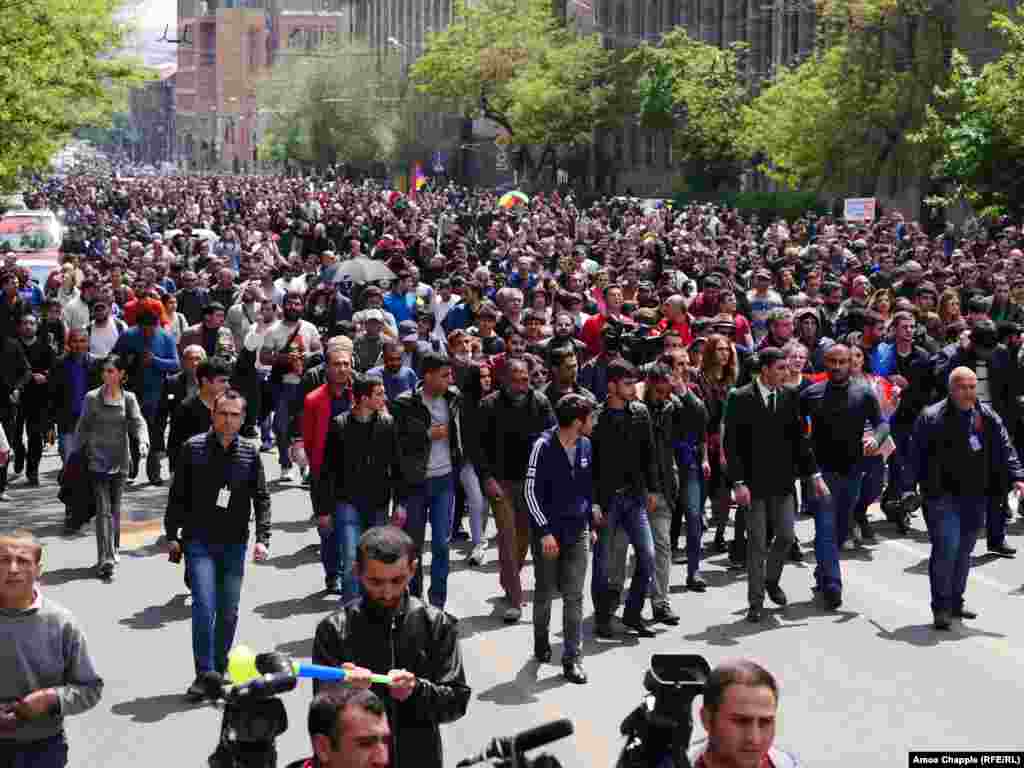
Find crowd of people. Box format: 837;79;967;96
4;171;1024;767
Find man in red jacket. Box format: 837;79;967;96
580;284;632;360
302;343;353;593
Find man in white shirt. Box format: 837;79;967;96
431;279;460;343
87;299;124;357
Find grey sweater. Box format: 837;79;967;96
75;386;149;474
0;593;103;742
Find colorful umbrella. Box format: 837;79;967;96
498;191;530;209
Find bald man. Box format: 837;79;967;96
910;367;1024;629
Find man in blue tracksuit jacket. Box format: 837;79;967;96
113;308;180;483
524;393;596;685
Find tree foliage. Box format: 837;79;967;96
409;0;619;176
742;0;964;195
909;12;1024;218
626;29;749;192
256;39;403;170
0;0;153;190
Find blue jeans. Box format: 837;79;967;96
591;494;655;620
0;733;68;768
924;495;985;613
813;469;865;594
887;425;915;499
272;381;301;468
403;473;455;609
319;502;386;601
680;466;704;580
184;540;247;675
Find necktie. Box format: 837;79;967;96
767;390;775;413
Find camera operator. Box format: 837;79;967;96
289;689;390;768
688;659;801;768
312;526;470;768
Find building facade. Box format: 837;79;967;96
129;64;177;166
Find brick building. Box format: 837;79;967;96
129;63;177;166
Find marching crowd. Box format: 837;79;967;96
3;172;1024;766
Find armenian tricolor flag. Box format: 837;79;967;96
410;161;427;199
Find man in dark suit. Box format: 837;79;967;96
724;347;826;623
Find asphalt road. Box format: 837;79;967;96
8;446;1024;767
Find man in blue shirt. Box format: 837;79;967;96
113;308;180;484
383;273;415;325
525;392;595;684
368;342;419;404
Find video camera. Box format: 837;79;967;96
615;654;711;768
603;317;666;368
457;719;573;768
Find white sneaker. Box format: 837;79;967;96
503;606;522;623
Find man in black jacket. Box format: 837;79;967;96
312;526;470;768
49;328;100;469
316;374;401;602
167;357;232;473
590;359;659;638
164;389;271;699
0;329;29;501
477;357;555;622
12;314;55;486
724;348;823;623
391;352;464;611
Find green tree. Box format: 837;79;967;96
909;12;1024;218
0;0;153;190
625;29;749;193
741;0;976;197
409;0;619;188
256;39;403;172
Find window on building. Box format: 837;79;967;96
629;124;639;165
614;129;624;162
664;132;673;169
644;131;654;167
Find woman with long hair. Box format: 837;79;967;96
75;354;149;580
867;288;895;327
846;338;897;547
163;293;188;342
937;288;962;336
696;333;739;556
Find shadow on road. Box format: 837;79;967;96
682;609;810;647
264;544;321;571
869;618;1007;646
111;693;203;723
271;519;314;534
41;566;97;586
119;594;192;630
253;592;338;621
476;660;570;705
275;638;314;658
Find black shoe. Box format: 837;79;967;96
652;606;680;625
98;562;115;581
859;521;878;544
562;659;587;684
13;458;23;476
988;543;1017;558
727;558;746;572
766;582;788;607
186;671;223;702
594;621;616;639
150;477;164;487
686;576;708;593
712;532;728;553
622;615;657;637
325;577;342;595
823;590;842;610
534;643;552;663
789;541;803;563
933;610;952;631
452;527;470;542
25;475;39;487
953;605;978;620
746;606;763;623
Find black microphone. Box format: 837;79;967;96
456;719;573;767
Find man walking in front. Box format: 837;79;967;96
724;348;824;623
0;530;103;767
911;367;1024;629
525;393;595;684
165;390;272;699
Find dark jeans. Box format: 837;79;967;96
403;473;455;609
129;402;163;482
677;466;704;579
319;501;386;601
849;457;884;539
185;540;247;675
0;733;68;768
987;494;1009;549
272;382;301;469
531;527;588;661
591;493;655;621
0;409;15;493
885;424;915;501
12;407;45;479
813;469;866;594
923;495;985;614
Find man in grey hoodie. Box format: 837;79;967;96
0;530;103;766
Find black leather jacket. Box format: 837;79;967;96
312;595;470;768
392;385;464;495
